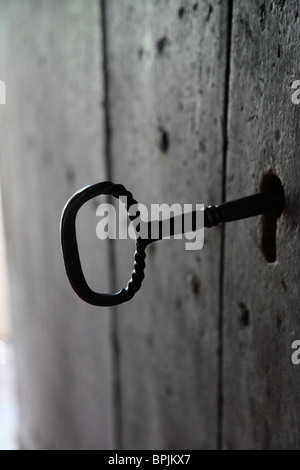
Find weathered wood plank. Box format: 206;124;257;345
0;0;114;449
105;0;229;449
223;0;300;449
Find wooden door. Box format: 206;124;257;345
0;0;299;450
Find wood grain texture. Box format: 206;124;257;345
105;0;229;449
223;0;300;449
0;0;114;449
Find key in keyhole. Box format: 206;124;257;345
141;181;284;242
260;173;284;262
61;179;285;306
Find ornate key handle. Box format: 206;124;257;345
60;180;284;307
60;182;147;306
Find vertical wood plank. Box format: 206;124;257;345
0;191;10;338
223;0;300;449
105;0;230;449
0;0;114;449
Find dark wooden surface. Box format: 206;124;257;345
223;0;300;449
105;0;229;449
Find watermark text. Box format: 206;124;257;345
95;198;204;251
0;80;6;104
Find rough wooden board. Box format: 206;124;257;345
105;0;229;449
0;0;114;449
223;0;300;449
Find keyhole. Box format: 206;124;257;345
260;172;284;263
